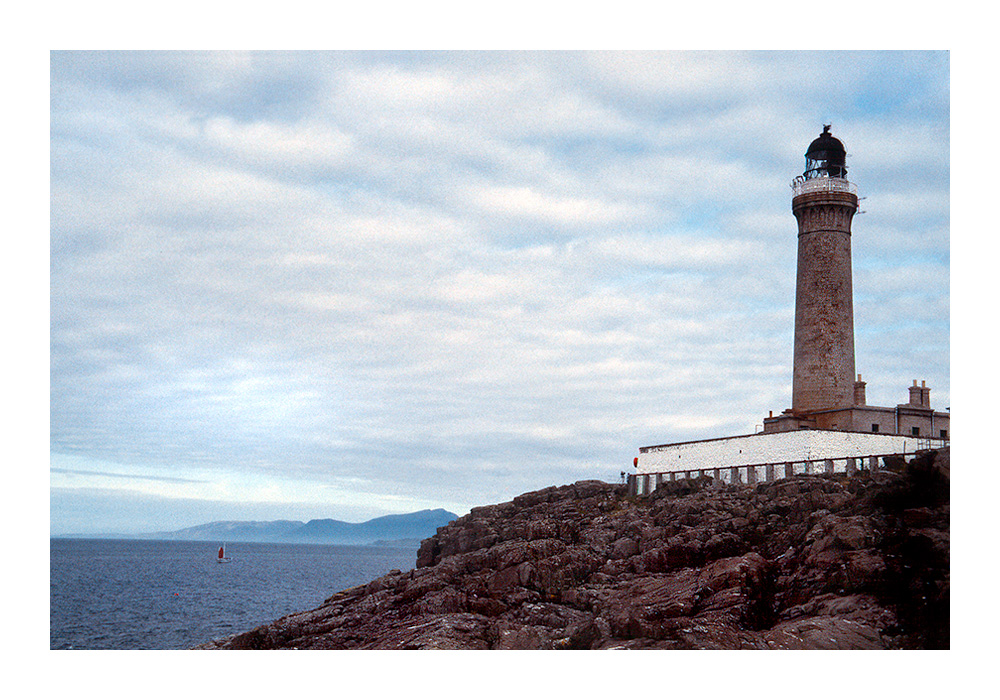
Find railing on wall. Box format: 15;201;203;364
629;449;940;497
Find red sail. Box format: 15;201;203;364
218;546;224;559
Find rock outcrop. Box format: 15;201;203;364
198;448;949;650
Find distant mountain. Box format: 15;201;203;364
135;509;458;545
293;509;459;545
145;520;307;543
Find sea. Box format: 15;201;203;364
50;537;418;650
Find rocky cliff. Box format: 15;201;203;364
198;448;949;650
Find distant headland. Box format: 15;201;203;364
55;508;458;546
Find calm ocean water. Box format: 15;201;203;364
50;538;418;650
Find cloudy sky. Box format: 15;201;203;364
50;50;949;535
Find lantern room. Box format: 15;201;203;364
803;125;848;180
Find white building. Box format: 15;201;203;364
633;429;947;495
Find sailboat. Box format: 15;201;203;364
216;544;232;563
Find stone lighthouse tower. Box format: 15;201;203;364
790;126;859;414
760;126;948;436
633;126;949;493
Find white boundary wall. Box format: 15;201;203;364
637;430;946;474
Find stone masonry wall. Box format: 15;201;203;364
792;189;858;413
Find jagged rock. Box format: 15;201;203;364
198;451;949;650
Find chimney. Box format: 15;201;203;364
920;380;931;408
908;380;922;406
854;373;866;406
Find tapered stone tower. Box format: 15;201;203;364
790;126;859;414
633;126;949;492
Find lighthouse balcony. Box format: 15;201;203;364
791;176;857;197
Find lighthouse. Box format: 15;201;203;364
761;126;948;436
790;126;859;414
632;126;949;496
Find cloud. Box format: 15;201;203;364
51;468;207;484
50;51;949;527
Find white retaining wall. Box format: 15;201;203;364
637;430;946;474
631;456;879;496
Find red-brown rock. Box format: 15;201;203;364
198;450;949;650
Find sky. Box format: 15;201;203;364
49;50;950;535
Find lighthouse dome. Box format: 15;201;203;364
804;125;847;179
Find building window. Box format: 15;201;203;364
871;423;879;433
911;426;920;436
940;429;948;439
